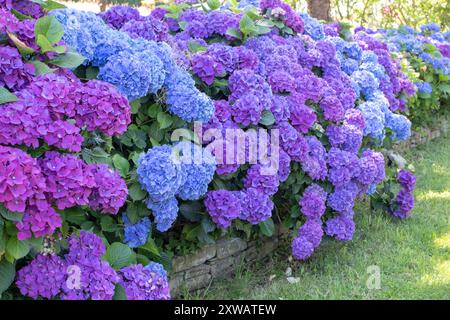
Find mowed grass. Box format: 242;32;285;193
194;135;450;300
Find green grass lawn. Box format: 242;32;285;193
195;135;450;300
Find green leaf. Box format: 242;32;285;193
85;66;99;80
112;154;130;178
11;9;32;21
112;283;127;300
0;87;18;105
157;112;173;130
29;60;56;76
40;0;66;11
259;110;275;126
259;218;275;237
188;40;207;53
439;83;450;94
100;216;117;233
179;202;203;222
129;183;147;201
240;14;255;34
226;28;242;40
104;242;136;269
36;34;53;52
34;15;64;45
63;207;86;225
140;238;160;257
6;237;30;260
0;260;15;296
0;206;22;222
207;0;221;10
49;50;85;69
201;216;216;233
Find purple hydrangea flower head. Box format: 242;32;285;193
327;182;359;213
298;219;323;248
192;53;225;85
99;6;141;29
204;190;241;229
302;136;327;181
239;188;274;224
392;189;414;219
243;164;280;196
277;121;309;162
397;170;416;192
300;184;327;219
325;215;355;241
213;100;232;122
75;80;131;136
89;164;128;215
16;254;67;299
119;264;170;300
292;235;314;260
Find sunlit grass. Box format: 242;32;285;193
195;134;450;300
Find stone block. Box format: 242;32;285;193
185;273;212;291
216;238;247;259
185;264;211;279
172;244;216;273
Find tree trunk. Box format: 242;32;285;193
307;0;331;21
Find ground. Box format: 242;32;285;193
192;134;450;300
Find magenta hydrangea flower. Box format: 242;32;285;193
16;206;62;240
39;151;95;210
99;5;140;29
89;164;128;215
204;190;241;229
75;80;131;136
0;145;46;213
44;120;84;152
0;46;34;91
290;102;317;134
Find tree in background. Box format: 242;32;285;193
307;0;331;21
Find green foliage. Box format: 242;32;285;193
0;87;18;105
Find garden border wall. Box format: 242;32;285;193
169;117;450;296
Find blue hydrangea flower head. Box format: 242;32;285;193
137;145;186;203
147;197;179;232
173;141;216;201
123;214;151;248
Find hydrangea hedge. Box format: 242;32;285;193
0;0;447;300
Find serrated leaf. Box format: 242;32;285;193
259;110;275;126
29;60;56;76
34;15;64;44
156;112;173;130
0;87;18;105
6;237;29;260
104;242;136;269
7;32;35;55
0;260;15;296
112;283;127;300
259;218;275;237
112;154;130;178
49;50;85;69
226;27;242;40
129;183;147;201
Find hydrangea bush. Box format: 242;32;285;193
1;0;447;300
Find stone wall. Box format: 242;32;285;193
169;117;449;296
170;226;287;296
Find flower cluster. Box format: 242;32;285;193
52;8;213;122
391;170;416;219
16;231;170;300
123;214;151;248
137;142;216;232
